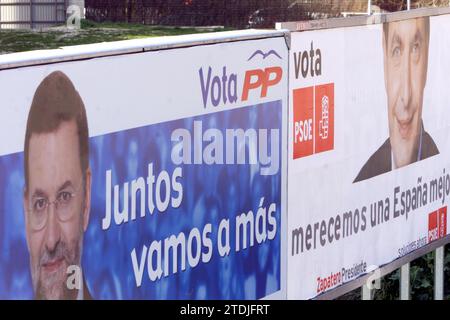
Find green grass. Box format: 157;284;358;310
0;20;232;54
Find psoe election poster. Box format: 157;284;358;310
288;14;450;299
0;34;288;299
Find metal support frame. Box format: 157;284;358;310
361;283;372;300
434;246;445;300
400;263;410;300
363;245;445;301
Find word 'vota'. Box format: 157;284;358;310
171;120;280;176
199;67;238;107
293;41;322;79
199;66;283;108
102;164;183;230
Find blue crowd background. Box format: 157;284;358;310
0;101;281;299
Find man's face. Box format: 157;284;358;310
383;18;429;168
24;120;90;299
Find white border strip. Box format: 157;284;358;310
0;29;289;70
276;6;450;32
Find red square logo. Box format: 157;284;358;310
314;83;334;154
428;207;447;242
293;86;314;159
428;211;438;242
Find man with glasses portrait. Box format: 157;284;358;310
22;71;92;299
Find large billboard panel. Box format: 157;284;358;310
0;35;288;299
288;14;450;299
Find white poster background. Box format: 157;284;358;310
0;37;288;155
288;15;450;299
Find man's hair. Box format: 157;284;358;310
383;16;430;48
24;71;89;189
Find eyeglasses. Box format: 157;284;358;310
27;184;82;232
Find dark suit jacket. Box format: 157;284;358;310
354;131;439;183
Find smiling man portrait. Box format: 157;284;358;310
354;16;439;183
23;71;92;299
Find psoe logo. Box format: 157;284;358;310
292;83;334;159
428;207;447;242
198;49;283;109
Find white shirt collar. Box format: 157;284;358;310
391;124;423;170
391;151;397;170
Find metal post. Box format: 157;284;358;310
30;0;33;29
362;284;372;300
400;263;410;300
65;0;68;23
367;0;371;15
407;0;411;10
55;0;58;23
434;246;444;300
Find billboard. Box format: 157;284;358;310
287;14;450;299
0;34;288;299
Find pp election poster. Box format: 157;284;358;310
288;15;450;299
0;36;288;299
